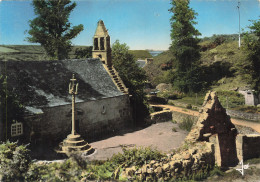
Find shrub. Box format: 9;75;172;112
216;90;245;108
186;104;192;109
110;146;165;168
172;127;177;132
179;116;194;132
0;141;31;181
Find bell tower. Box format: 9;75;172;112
92;20;112;66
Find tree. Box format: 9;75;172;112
27;0;83;60
112;40;149;124
169;0;202;93
243;17;260;91
0;75;25;141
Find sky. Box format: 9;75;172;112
0;0;259;50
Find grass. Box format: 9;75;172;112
175;94;205;107
179;116;194;132
0;45;91;61
233;105;260;114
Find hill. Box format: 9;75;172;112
0;45;152;62
129;50;152;60
144;34;251;91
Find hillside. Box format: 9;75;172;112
129;50;152;60
0;45;152;62
144;35;251;91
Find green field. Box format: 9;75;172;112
0;46;20;53
0;45;151;62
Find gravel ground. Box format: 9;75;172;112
86;121;188;161
235;124;260;135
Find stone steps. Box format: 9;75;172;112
104;65;129;94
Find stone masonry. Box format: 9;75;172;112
186;91;238;167
120;91;260;180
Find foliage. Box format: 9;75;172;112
245;157;260;164
216;90;245;109
209;165;224;177
110;146;165;168
26;147;165;181
233;105;260;114
0;75;25;140
179;116;194;131
74;46;92;59
157;90;184;100
129;50;152;60
169;0;202;93
0;141;31;181
243;17;260;91
27;0;84;60
112;40;149;123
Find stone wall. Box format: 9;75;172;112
23;95;132;145
227;110;260;122
236;134;260;161
150;110;172;123
185;91;238;167
121;142;215;181
171;111;198;124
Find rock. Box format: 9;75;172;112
175;168;179;173
150;160;156;165
203;133;212;137
154;167;163;174
141;165;148;173
135;168;142;174
125;166;136;176
162;163;170;171
183;153;191;160
156;83;172;92
147;168;153;174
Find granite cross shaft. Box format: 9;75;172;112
69;74;78;136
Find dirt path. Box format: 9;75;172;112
153;104;260;133
88;122;188;161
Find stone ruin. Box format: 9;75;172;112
186;91;238;167
120;91;260;181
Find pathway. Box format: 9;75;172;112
153;104;260;133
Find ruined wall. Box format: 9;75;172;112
24;95;132;145
236;134;260;161
186;91;238;167
227;110;260;122
171;111;198;124
150;110;172;123
121;142;215;181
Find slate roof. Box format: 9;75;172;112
0;59;123;112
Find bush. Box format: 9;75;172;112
179;116;194;132
186;104;192;109
0;141;31;181
110;146;165;168
216;90;245;108
157;90;184;100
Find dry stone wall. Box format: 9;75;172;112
121;91;260;181
236;134;260;161
121;142;215;181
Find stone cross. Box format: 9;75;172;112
69;74;78;135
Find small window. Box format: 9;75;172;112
106;37;110;48
100;37;105;50
11;122;23;137
94;38;99;50
101;105;106;114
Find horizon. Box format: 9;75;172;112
0;0;259;50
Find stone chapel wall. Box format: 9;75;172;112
24;94;132;145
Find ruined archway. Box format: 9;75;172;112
185;91;238;167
